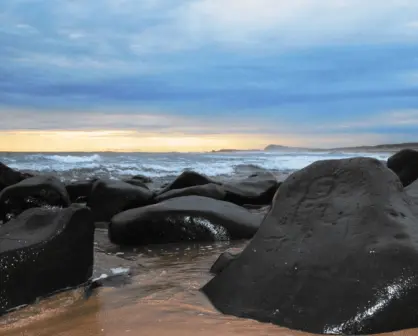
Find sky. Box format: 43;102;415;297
1;0;418;152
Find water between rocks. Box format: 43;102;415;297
0;230;416;336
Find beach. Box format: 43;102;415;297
1;149;416;336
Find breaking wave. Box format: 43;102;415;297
1;151;391;183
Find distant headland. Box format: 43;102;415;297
210;142;418;153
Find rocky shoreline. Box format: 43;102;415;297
1;149;418;334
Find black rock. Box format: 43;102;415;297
87;179;154;222
123;178;149;189
131;174;153;183
155;183;226;203
74;196;88;204
109;196;262;246
65;179;97;203
387;149;418;187
202;157;418;335
0;162;32;192
210;248;242;275
0;205;94;315
406;179;418;201
0;176;71;222
223;173;280;206
157;171;218;195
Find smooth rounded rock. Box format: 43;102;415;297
223;173;280;206
123;178;149;189
65;179;97;203
0;162;32;192
155;183;226;203
109;196;262;246
87;179;154;222
0;205;94;315
387;149;418;187
157;171;219;195
202;157;418;335
0;176;70;222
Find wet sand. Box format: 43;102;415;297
1;230;418;336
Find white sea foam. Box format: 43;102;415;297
29;154;102;163
2;151;391;181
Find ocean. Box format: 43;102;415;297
2;151;391;184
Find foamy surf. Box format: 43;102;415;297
1;151;391;183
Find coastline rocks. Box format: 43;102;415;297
126;174;152;184
155;183;226;203
65;179;97;203
223;173;280;206
0;176;71;222
210;248;242;275
109;196;262;246
87;179;154;222
387;149;418;187
0;162;32;192
202;157;418;335
123;178;149;189
0;205;94;315
157;171;218;195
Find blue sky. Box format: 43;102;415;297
1;0;418;150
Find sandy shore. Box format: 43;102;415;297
1;230;418;336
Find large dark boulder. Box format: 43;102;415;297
157;171;218;195
0;205;94;315
210;248;242;275
155;183;226;203
109;196;262;246
0;162;32;192
223;173;280;206
0;176;70;222
387;149;418;187
65;179;98;203
87;179;154;222
202;157;418;335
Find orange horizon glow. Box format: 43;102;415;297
0;130;289;152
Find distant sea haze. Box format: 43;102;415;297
1;150;391;185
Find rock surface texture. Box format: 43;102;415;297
87;179;154;222
202;157;418;335
223;172;280;206
387;149;418;187
109;196;262;246
0;162;32;192
156;171;218;195
210;248;242;275
0;176;71;222
65;179;97;203
155;183;226;203
0;205;94;315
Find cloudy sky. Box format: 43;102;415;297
1;0;418;151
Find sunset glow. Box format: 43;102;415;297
0;130;285;152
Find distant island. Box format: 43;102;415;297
264;142;418;153
211;149;261;153
210;142;418;154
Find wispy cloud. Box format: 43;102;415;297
1;1;418;150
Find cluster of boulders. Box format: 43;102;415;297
2;148;418;335
0;165;279;315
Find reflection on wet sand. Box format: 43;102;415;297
1;238;418;336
